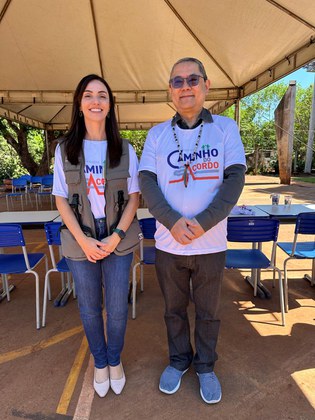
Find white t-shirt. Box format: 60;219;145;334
53;140;140;219
139;115;246;255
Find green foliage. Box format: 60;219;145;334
239;82;313;173
0;137;24;180
27;129;45;163
120;130;147;157
292;176;315;183
221;106;235;119
0;120;46;179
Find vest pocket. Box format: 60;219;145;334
60;228;87;261
114;217;142;256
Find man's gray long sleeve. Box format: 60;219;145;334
194;164;246;231
139;163;246;232
139;170;182;230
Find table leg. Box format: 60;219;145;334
0;282;16;302
53;273;74;307
244;242;272;299
304;259;315;286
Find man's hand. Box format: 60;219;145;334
170;217;196;244
185;217;205;239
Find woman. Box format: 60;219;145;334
53;74;140;398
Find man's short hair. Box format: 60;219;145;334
170;57;208;80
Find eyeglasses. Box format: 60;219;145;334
169;74;205;89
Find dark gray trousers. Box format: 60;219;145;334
155;249;225;374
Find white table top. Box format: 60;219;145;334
46;209;155;224
137;208;153;220
255;204;315;217
229;205;269;218
137;206;270;221
0;210;60;224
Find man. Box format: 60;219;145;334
139;57;246;404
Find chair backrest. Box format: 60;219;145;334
227;218;280;243
44;222;62;246
0;223;26;247
19;174;32;182
44;222;62;268
139;217;156;239
41;175;54;187
295;212;315;235
31;176;43;184
12;178;28;187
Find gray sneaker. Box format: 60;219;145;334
159;365;189;394
197;372;222;404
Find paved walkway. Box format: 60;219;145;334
0;175;314;419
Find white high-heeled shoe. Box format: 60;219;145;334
110;363;126;395
93;367;110;398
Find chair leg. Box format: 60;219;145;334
274;267;285;326
253;268;258;296
47;277;52;301
30;271;41;330
283;258;290;313
2;274;8;298
72;278;76;299
4;275;10;301
140;264;144;292
272;247;277;288
132;262;140;319
42;271;50;327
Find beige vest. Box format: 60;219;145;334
59;139;140;260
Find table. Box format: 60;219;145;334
137;208;153;220
229;205;269;218
255;204;315;222
0;210;60;226
137;205;270;221
253;204;315;291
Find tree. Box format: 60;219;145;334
0;118;62;179
120;130;147;157
233;83;312;173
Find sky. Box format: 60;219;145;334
275;67;315;88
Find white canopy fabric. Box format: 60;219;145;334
0;0;315;130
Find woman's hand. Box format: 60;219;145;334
98;234;121;254
78;236;110;263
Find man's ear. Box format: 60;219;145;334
205;79;211;91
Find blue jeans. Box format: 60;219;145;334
155;249;225;374
66;218;133;368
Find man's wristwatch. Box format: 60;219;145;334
113;228;126;239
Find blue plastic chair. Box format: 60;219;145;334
6;177;29;210
19;174;32;182
277;212;315;312
131;217;156;319
0;224;47;329
42;222;74;327
226;217;285;326
35;175;54;209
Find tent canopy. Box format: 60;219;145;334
1;0;315;130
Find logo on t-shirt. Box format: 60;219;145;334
85;164;105;195
167;144;220;184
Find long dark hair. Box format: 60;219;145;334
63;74;122;167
